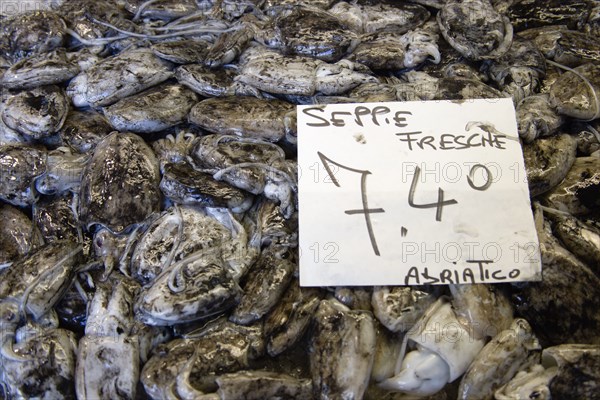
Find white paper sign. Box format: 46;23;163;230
297;99;541;286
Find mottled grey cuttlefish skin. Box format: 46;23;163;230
449;283;515;341
0;240;83;320
131;320;172;364
483;36;547;103
67;47;173;108
349;23;441;71
549;63;600;120
159;162;254;212
1;85;70;139
78;131;161;234
522;133;577;197
384;70;506;103
371;285;439;333
76;275;141;400
141;321;264;399
123;0;199;21
544;344;600;399
103;83;198;133
263;278;323;356
76;335;140;400
263;0;336;10
135;249;242;326
1;328;78;399
572;122;600;155
437;0;513;60
130;205;252;285
0;143;84;201
176;63;240;97
0;144;46;206
433;76;505;100
329;1;430;35
545;29;600;67
229;244;295;325
495;344;600;400
543;156;600;215
310;299;376;400
0;203;42;265
190;134;297;217
512;207;600;347
546;210;600;274
152;39;212;64
33;192;82;244
58;109;114;154
236;45;378;96
457;318;542;400
350;32;411;71
189;96;295;142
1;49;80;90
256;5;359;62
140;337;198;400
253;197;298;248
333;287;373;311
506;1;596;34
0;11;67;63
216;371;313;400
516;94;564;143
191;133;287;174
3;1;600;398
84;275;138;337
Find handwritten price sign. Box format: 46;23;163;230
297;99;541;286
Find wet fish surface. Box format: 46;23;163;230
0;1;599;399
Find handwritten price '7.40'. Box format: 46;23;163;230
317;152;494;257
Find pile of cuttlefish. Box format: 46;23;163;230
1;0;599;399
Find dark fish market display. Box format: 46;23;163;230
1;0;600;399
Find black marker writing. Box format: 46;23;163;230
302;107;329;127
317;152;384;256
302;106;413;128
408;166;458;221
467;164;493;191
331;111;353;127
395;131;427;150
354;106;391;127
403;260;521;285
396;131;507;151
393;111;412;127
